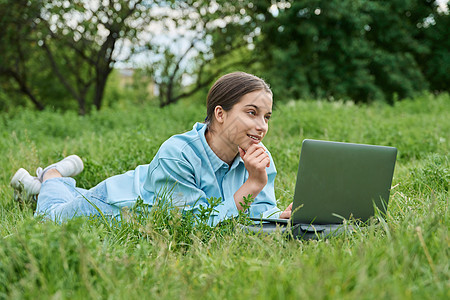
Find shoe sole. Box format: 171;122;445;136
10;168;28;189
11;168;41;195
64;155;84;176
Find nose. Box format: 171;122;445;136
255;116;268;134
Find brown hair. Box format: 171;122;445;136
205;72;272;128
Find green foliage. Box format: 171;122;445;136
0;93;448;298
0;0;71;112
235;194;255;225
416;3;450;92
194;197;221;227
2;0;448;112
102;68;158;108
0;0;160;114
407;153;449;195
250;0;447;103
141;0;257;107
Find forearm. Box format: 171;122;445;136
233;179;264;211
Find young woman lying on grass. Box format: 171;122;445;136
10;72;292;226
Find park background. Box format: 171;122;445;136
0;0;449;299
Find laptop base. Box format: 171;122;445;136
240;222;354;240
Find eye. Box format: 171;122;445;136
247;110;256;116
265;115;271;121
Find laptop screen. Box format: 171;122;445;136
291;139;397;224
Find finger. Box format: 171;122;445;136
262;156;270;168
280;210;291;219
247;148;267;161
280;203;293;219
256;150;270;168
242;150;265;166
255;151;270;165
244;150;269;167
265;156;271;168
245;144;266;156
245;151;268;168
255;156;270;169
238;146;246;158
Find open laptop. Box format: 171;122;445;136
247;139;397;238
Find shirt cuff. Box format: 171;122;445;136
261;206;282;219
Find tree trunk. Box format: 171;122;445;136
93;30;116;110
9;70;45;110
78;99;86;116
93;67;112;111
42;42;89;115
20;82;45;111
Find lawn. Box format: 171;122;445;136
0;93;448;299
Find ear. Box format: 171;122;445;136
214;105;226;124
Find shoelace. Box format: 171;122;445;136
36;165;59;182
35;167;44;182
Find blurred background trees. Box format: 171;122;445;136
249;0;447;103
0;0;448;114
1;0;158;114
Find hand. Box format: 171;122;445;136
280;202;293;219
239;144;270;187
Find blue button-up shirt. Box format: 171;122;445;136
104;122;281;225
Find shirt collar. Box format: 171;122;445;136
196;123;231;172
230;154;244;170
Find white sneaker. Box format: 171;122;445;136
36;155;84;181
10;168;42;195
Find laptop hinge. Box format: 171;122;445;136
299;224;341;232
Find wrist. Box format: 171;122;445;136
247;173;268;188
244;177;265;194
234;179;264;211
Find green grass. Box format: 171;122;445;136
0;93;449;299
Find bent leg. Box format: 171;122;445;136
36;177;121;221
43;168;62;181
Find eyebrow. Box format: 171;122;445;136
244;104;272;114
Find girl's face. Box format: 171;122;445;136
220;90;273;152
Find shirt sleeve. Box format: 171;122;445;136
146;157;239;226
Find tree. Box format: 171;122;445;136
1;0;160;114
415;1;450;93
38;0;160;114
363;0;435;102
2;0;446;112
139;0;259;107
0;0;47;111
249;0;439;103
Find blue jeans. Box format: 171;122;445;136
36;177;121;221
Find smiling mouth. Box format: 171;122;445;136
248;134;261;142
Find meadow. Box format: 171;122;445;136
0;93;448;299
